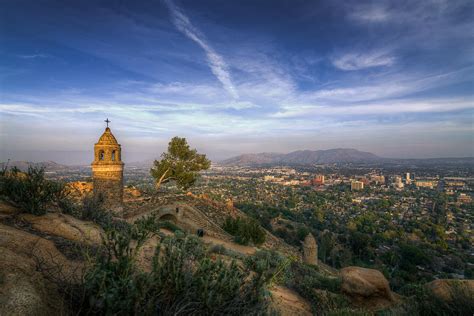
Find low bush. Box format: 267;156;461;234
395;283;474;316
83;218;271;315
208;244;246;260
0;166;64;215
244;249;292;285
80;194;115;229
222;216;266;246
157;219;181;232
286;261;346;314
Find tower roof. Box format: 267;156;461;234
96;127;119;145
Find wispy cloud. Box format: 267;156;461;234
332;51;395;71
272;98;474;118
18;54;50;59
163;0;238;99
349;4;391;22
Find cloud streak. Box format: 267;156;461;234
163;0;238;99
332;51;395;71
18;54;50;59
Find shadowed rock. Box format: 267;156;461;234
340;266;396;310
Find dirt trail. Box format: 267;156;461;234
159;228;256;255
270;285;312;316
202;235;256;255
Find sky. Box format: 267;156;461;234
0;0;473;164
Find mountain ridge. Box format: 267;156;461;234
221;148;381;166
220;148;474;166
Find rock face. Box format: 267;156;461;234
0;248;65;315
426;279;474;302
340;266;395;309
0;224;82;278
303;233;318;266
65;181;93;201
91;126;124;211
0;202;20;219
0;223;84;314
19;213;103;245
124;186;141;200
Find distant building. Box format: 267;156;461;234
393;176;404;189
312;174;325;185
405;173;411;185
351;181;364;191
263;175;274;182
458;193;472;204
445;180;465;188
415;180;435;189
370;175;385;184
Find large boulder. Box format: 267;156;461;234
340;266;395;309
19;213;103;245
425;279;474;302
0;224;84;315
0;201;20;219
0;248;65;315
0;224;83;281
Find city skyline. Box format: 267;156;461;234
1;0;473;163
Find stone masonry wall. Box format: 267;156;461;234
92;169;123;210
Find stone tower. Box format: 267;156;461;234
303;233;318;266
91;120;124;211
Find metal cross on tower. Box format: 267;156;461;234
105;118;111;127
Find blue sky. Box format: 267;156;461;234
1;0;473;163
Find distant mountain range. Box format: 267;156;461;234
220;148;474;166
0;160;68;171
221;148;380;165
2;149;473;171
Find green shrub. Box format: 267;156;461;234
84;219;270;315
80;194;115;229
0;166;64;215
209;243;227;255
208;244;246;260
395;283;474;316
148;233;269;315
244;249;292;285
84;215;160;314
223;216;266;246
328;308;371;316
285;261;346;314
157;220;181;232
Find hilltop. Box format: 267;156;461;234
221;149;474;167
0;168;473;315
221;148;381;166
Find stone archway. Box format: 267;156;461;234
158;213;178;224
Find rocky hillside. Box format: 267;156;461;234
1;189;473;315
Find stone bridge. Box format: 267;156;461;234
128;202;233;242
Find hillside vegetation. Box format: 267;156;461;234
0;167;473;315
